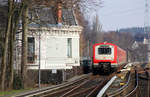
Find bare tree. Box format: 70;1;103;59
0;0;103;90
0;0;25;90
91;14;102;44
8;2;24;89
0;0;13;91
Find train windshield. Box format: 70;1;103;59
98;48;111;54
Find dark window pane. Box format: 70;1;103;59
98;48;111;54
28;37;35;63
67;38;72;58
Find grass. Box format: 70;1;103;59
0;88;33;97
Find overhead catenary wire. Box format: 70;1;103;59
100;7;145;17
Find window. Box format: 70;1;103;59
28;37;35;63
67;38;72;58
98;48;111;54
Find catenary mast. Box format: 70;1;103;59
144;0;150;62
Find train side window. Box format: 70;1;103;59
98;48;111;54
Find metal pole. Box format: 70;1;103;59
38;29;41;88
147;71;149;97
88;40;89;57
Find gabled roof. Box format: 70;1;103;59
29;7;77;27
0;0;7;6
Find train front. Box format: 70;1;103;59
92;43;116;74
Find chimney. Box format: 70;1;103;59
57;2;62;26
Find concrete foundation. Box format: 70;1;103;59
27;66;83;85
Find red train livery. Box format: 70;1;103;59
92;42;126;74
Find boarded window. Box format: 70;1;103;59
28;37;35;63
67;38;72;58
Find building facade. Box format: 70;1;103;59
27;26;82;70
15;5;82;83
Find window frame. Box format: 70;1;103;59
67;38;72;58
98;47;111;55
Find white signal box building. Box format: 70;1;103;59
26;26;82;70
15;7;82;73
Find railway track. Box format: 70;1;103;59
105;71;132;97
14;74;111;97
14;63;129;97
106;70;138;97
13;74;90;97
138;63;150;97
105;63;150;97
63;63;129;97
41;75;110;97
58;63;129;97
14;73;115;97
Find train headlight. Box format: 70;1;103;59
111;57;114;60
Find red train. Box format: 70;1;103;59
92;42;127;74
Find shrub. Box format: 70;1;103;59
13;74;23;89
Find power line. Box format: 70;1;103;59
100;7;144;16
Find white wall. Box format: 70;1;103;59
27;26;82;70
71;38;80;65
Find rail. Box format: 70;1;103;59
90;63;130;97
106;69;139;97
97;76;117;97
86;77;109;97
13;74;89;97
14;63;130;97
125;70;139;97
106;71;131;97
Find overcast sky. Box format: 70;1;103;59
98;0;150;31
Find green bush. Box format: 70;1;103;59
13;74;23;89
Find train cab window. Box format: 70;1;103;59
98;48;111;54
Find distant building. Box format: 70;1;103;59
15;4;82;83
131;41;147;62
